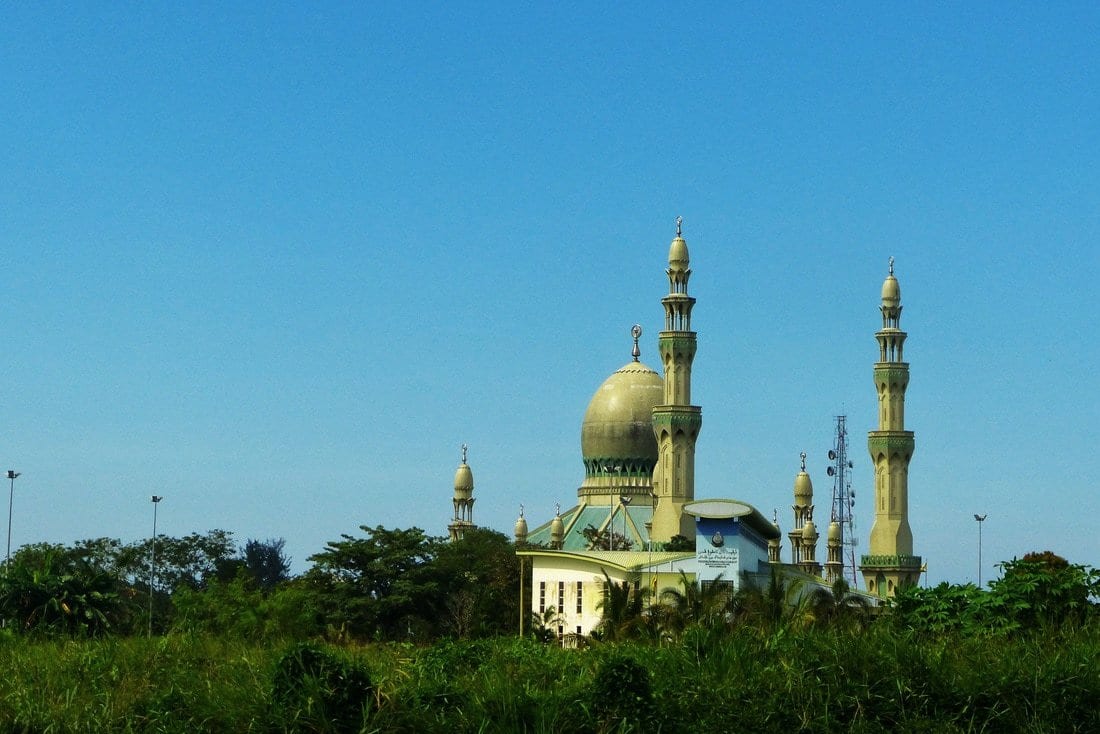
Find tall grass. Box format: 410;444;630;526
0;626;1096;732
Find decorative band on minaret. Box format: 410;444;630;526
651;217;703;542
860;258;921;596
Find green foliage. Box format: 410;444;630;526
591;653;653;732
431;528;520;638
891;553;1099;636
306;525;443;640
0;550;137;636
581;523;633;550
663;534;694;552
0;630;1097;731
272;642;374;733
595;571;650;642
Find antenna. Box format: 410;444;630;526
828;415;858;587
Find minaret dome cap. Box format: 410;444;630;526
881;257;901;306
828;520;841;542
668;216;689;269
802;519;818;541
454;447;473;498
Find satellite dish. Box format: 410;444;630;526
827;466;835;476
828;450;837;460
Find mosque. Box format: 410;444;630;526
447;221;921;637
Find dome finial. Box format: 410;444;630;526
800;451;807;472
676;215;683;237
555;502;561;516
519;503;524;518
888;256;895;275
461;443;468;465
631;324;643;362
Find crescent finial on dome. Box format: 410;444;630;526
676;215;683;237
631;324;642;361
800;451;807;472
889;256;895;275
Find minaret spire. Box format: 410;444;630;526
448;444;476;542
860;258;921;596
651;218;703;542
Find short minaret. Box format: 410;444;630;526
768;510;782;564
860;258;921;597
513;505;528;545
651;217;703;541
789;453;813;565
825;521;843;583
549;504;565;550
448;444;476;542
799;520;821;577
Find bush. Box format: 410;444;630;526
271;642;374;733
591;653;654;732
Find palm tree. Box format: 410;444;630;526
594;571;649;642
659;571;736;638
529;605;563;644
807;576;870;630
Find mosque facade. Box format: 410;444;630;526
451;222;919;637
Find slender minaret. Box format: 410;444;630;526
860;258;921;596
651;217;703;541
448;444;476;542
790;452;813;565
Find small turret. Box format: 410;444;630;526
549;505;564;550
514;506;528;545
448;444;477;542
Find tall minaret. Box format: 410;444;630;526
790;452;813;565
448;444;476;542
651;217;703;541
860;258;921;596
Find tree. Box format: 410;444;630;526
805;576;870;630
430;528;519;638
305;525;443;640
0;550;137;636
595;571;649;641
659;571;736;637
581;524;633;551
241;538;292;591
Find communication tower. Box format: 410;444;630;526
827;415;858;586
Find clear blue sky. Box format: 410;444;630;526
2;4;1097;586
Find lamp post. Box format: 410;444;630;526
149;495;163;636
974;514;987;588
5;470;20;573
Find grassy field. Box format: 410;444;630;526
1;625;1097;733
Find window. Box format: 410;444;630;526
576;581;583;613
539;581;546;613
558;581;565;614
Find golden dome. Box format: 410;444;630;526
453;462;473;499
802;520;818;541
514;513;528;542
881;258;901;306
828;521;841;542
669;236;689;270
794;470;813;501
581;361;663;474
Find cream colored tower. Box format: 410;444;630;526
651;218;702;541
789;452;813;565
860;259;921;596
448;444;476;542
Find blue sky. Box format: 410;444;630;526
2;4;1097;585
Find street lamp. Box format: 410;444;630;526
149;495;163;636
5;470;20;572
974;514;987;588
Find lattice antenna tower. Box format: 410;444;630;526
827;415;858;586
